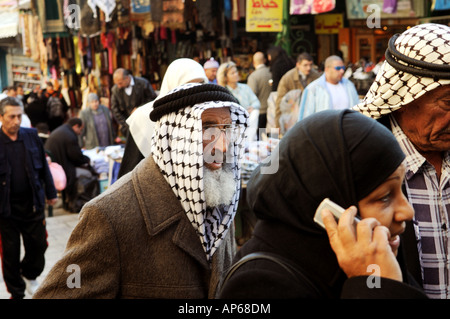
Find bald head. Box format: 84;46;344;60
253;52;266;67
324;55;343;68
113;68;131;89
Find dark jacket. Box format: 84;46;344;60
44;124;90;195
219;220;426;299
0;128;57;219
34;156;236;299
111;76;157;136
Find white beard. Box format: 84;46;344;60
203;164;237;209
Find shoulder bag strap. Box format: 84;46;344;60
221;251;322;296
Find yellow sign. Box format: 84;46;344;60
314;14;343;34
246;0;283;32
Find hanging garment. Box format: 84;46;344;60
130;0;151;21
87;0;116;22
312;0;335;14
433;0;450;10
79;0;101;37
290;0;313;15
196;0;213;31
383;0;397;14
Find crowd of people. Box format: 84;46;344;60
0;23;448;300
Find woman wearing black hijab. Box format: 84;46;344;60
219;109;426;299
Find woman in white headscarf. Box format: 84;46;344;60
118;58;208;177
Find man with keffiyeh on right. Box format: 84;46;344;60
354;23;450;299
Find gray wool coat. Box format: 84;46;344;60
34;156;237;299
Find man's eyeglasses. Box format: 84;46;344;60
334;66;345;71
202;124;244;142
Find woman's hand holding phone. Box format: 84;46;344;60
321;206;402;282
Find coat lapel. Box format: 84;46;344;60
132;157;210;270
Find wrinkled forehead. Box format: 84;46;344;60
201;107;232;125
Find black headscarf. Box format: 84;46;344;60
248;109;405;234
245;109;406;296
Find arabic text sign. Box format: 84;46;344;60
246;0;283;32
314;14;343;34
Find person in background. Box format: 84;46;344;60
267;46;295;92
0;97;57;299
111;68;157;137
79;93;114;150
43;81;69;132
24;86;47;128
247;52;272;131
3;86;31;128
219;110;426;299
34;83;249;299
275;52;321;129
354;23;450;299
204;58;220;84
118;58;209;178
217;61;260;142
44;118;91;213
297;55;359;121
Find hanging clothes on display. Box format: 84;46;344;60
290;0;335;15
79;0;101;37
130;0;151;21
433;0;450;11
100;32;116;74
383;0;397;14
87;0;116;22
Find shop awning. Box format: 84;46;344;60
0;10;19;39
0;0;21;40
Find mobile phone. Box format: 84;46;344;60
314;198;360;229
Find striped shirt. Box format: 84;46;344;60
390;115;450;299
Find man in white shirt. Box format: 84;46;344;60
298;55;359;121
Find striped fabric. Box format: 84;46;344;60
390;115;450;298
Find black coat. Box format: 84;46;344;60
111;76;157;136
44;124;90;198
0;128;57;219
219;220;426;299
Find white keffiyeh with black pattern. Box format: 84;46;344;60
151;83;249;261
354;23;450;119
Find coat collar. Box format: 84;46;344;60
132;156;210;269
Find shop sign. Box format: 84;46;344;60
246;0;283;32
314;13;343;34
346;0;425;19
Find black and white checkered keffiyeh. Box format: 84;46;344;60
354;23;450;119
151;83;248;261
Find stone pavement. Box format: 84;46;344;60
0;200;80;299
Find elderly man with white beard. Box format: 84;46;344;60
34;83;249;299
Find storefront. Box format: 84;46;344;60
340;0;428;65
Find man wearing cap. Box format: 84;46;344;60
204;58;219;84
34;83;249;299
354;23;450;299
